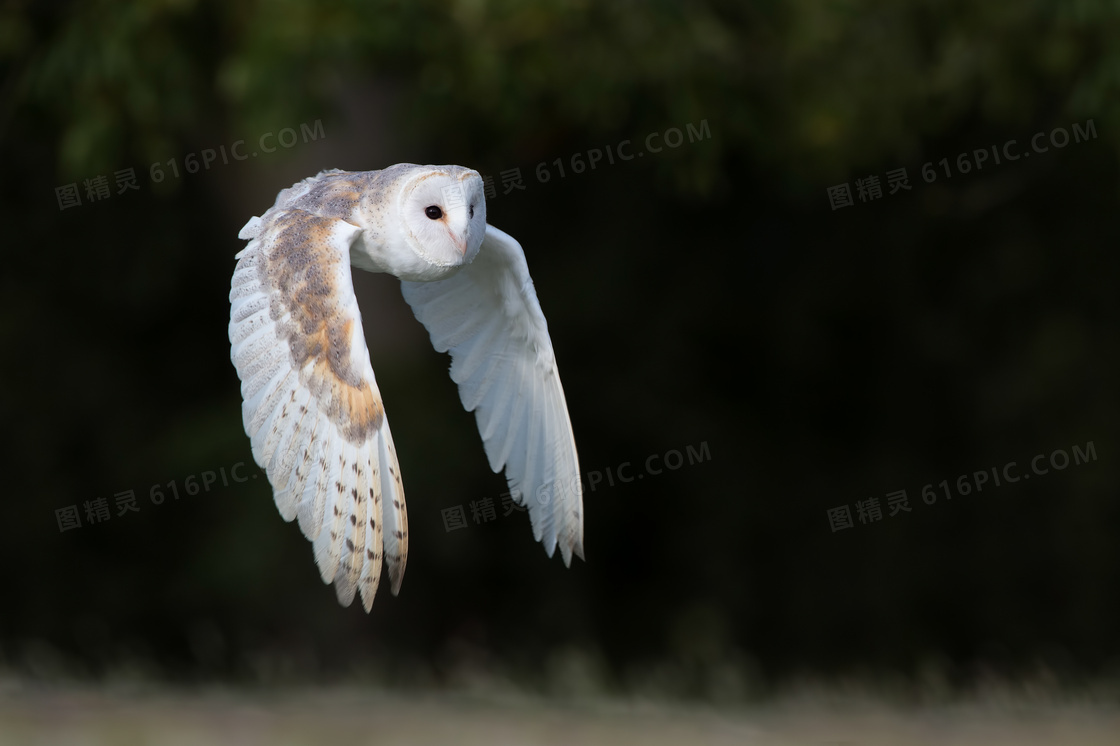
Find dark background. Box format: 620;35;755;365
1;1;1117;698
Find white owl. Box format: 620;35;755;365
228;165;584;612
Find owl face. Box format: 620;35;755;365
396;166;487;273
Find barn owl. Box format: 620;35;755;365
228;165;584;612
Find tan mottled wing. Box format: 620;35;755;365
402;225;584;564
229;202;408;612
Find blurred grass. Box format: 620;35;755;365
2;679;1119;745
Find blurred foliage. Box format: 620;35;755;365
5;0;1120;188
1;0;1119;694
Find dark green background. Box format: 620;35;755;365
2;0;1117;695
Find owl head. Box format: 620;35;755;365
357;164;487;281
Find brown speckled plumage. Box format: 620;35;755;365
229;170;410;613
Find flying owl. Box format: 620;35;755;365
228;164;584;612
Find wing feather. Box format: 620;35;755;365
335;440;371;606
401;225;584;564
260;388;298;469
294;420;328;540
241;352;287;407
377;426;408;595
358;439;384;612
519;369;544;540
449;319;505;407
229;186;409;611
477;360;514;442
268;387;314;521
230;311;273;349
230;292;270;324
312;437;348;583
493;351;529;474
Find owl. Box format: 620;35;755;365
228;165;584;612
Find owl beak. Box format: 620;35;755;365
447;229;468;256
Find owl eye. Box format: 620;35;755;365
424;205;443;220
469;204;475;219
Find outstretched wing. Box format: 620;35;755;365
401;225;584;564
229;204;408;612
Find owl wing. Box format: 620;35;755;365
401;225;584;564
229;205;408;613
